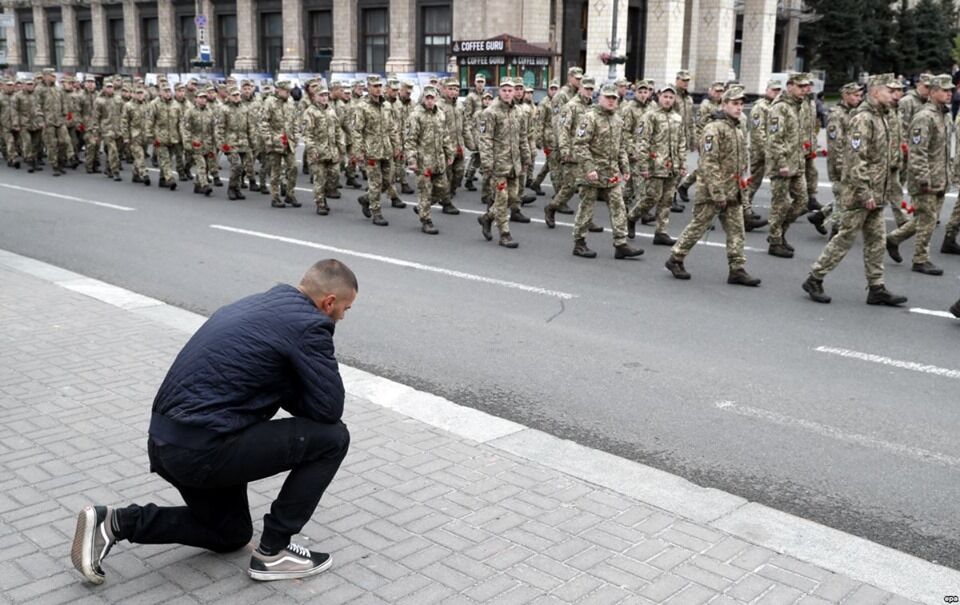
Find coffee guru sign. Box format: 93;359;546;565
452;40;506;54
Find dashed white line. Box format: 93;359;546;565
815;346;960;380
909;307;958;319
0;183;136;211
714;400;960;468
209;224;578;300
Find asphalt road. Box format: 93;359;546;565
2;150;959;571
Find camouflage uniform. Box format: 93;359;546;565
630;94;687;236
678;86;721;191
462;79;486;186
620;85;653;208
478;89;530;243
148;89;182;187
673;73;696;152
38;75;76;173
440;80;468;200
93;86;123;177
0;81;19;165
547;69;583;211
548;79;596;215
302;88;345;213
765;78;808;250
945;113;960;251
13;82;43;169
745;86;778;217
531;83;559;191
259;84;299;206
800;92;820;203
405;87;454;227
180;92;218;192
78;79;99;172
217;88;258;198
121;90;150;183
352;76;401;220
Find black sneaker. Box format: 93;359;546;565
248;544;332;581
71;506;117;584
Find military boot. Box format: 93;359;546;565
886;240;903;263
572;239;597;258
587;222;604;233
498;232;519;248
285;195;302;208
510;208;531;223
213;176;224;187
227;188;239;200
194;184;203;194
131;173;142;183
316;200;329;215
670;198;685;213
727;268;761;287
627;217;637;239
357;195;372;218
249;179;260;192
179;171;191;182
640;212;655;225
544;206;557;228
28;160;38;173
391;196;406;209
346;176;361;189
807;210;827;235
949;298;960;318
807;195;822;212
614;243;644;259
941;231;960;254
421;220;439;235
167;180;177;191
653;232;676;246
371;212;389;226
665;256;690;279
401;182;415;194
520;193;537;205
912;261;943;276
271;198;285;208
158;176;167;188
802;275;831;303
676;184;690;203
530;182;545;196
744;214;768;232
203;185;213;197
142;175;151;187
52;167;62;177
464;178;477;191
866;285;907;306
555;204;575;215
441;204;460;215
768;239;794;258
478;214;493;241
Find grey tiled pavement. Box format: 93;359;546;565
0;263;922;604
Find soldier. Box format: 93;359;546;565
672;70;696;208
546;67;584;214
665;87;760;285
38;69;77;175
625;84;687;245
77;76;99;173
172;84;192;182
802;74;908;306
621;79;653;232
440;78;467;210
883;79;910;229
944;113;960;254
302;85;344;216
63;76;83;168
239;80;260;192
765;72;811;258
899;73;930;137
800;77;822;211
148;84;180;191
204;85;224;188
545;76;596;227
353;75;402;226
884;74;952;275
520;84;539;201
405;86;454;234
343;80;365;189
217;86;257;200
569;84;644;260
0;78;19;168
14;78;44;173
476;90;494;203
808;82;862;235
463;74;486;190
394;82;416;195
121;87;151;186
675;81;723;205
93;81;123;181
744;80;781;231
477;80;530;248
529;80;559;196
180;89;217;197
259;81;300;208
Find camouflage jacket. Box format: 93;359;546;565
394;98;415;148
747;97;772;159
696;113;747;204
404;102;454;174
516;101;536;160
217;103;256;152
842;97;892;208
148;97;182;145
241;96;262;151
673;88;696;150
78;89;98;130
620;99;652;161
13;90;43;131
825;102;856;182
0;93;13;130
92;94;122;138
440;96;467;154
352;95;399;161
121;99;149;144
898;90;926;134
573;104;629;188
302;103;344;163
478;98;529;178
462;89;485;123
696;98;720;140
765;94;804;176
180;104;218;152
38;83;68;127
259;94;297;153
557;95;592;162
906;102;951;194
639;105;687;178
800;96;819;152
537;94;556;149
551;85;577;138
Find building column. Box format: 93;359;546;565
682;0;698;79
783;5;800;72
200;0;217;68
694;0;735;88
584;0;630;81
157;0;178;71
234;0;259;70
62;4;80;70
330;0;357;72
31;2;52;68
90;1;110;71
278;0;304;71
739;0;777;95
121;0;142;72
643;0;686;86
3;6;22;68
385;0;415;73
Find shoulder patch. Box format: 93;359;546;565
850;135;862;151
769;116;779;133
912;126;922;145
703;134;714;152
827;125;838;140
576;121;587;137
478;119;486;134
752;115;761;127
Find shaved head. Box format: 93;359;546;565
298;259;358;322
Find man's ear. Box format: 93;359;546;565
317;293;337;315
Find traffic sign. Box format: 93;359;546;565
194;15;207;28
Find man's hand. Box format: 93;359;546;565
715;199;728;210
640;170;650;178
543;147;552;156
623;173;631;182
408;162;418;174
679;169;687;177
864;198;878;210
154;139;161;147
192;140;201;149
778;167;790;177
586;170;599;182
394;149;402;160
280;133;288;147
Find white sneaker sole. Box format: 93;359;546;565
248;554;333;582
70;507;105;585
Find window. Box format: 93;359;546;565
142;17;159;71
50;20;64;69
260;12;282;74
79;20;93;67
420;5;450;72
308;10;333;72
108;18;125;71
361;7;388;73
218;15;237;72
0;24;7;63
22;21;36;70
178;15;196;72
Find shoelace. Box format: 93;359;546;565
286;543;311;559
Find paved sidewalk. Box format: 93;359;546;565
0;255;948;604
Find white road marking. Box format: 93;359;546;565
0;183;136;211
714;400;960;468
209;224;578;300
909;307;957;319
815;346;960;380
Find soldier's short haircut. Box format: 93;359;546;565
299;259;359;299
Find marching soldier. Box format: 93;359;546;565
569;84;643;260
529;80;559;196
353;75;403;225
675;81;723;205
463;74;486;191
173;84;192;182
78;76;99;173
302;85;344;216
148;84;180;191
180;89;218;197
672;70;696;209
545;76;596;227
0;78;19;168
14;78;44;173
511;79;536;215
394;82;416;195
621;79;653;234
625;84;687;245
38;69;77;175
808;82;862;235
93;81;123;181
547;67;584;215
405;86;454;234
665;87;760;286
898;73;930;139
803;74;907;306
63;76;83;168
259;81;300;208
204;85;224;188
744;80;781;231
121;87;151;186
343;80;365;189
256;83;275;195
440;78;467;210
800;77;822;211
217;86;257;200
240;80;261;192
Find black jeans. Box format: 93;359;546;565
116;417;350;553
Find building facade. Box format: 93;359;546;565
0;0;806;94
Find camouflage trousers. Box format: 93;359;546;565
156;144;176;183
365;158;391;213
805;156;818;197
810;206;886;287
266;150;297;200
129;140;147;179
383;157;399;200
745;153;765;216
192;150;216;188
887;169;908;227
102;137;120;176
21;129;41;162
672;201;747;269
208;150;220;178
43;124;74;170
887;191;944;263
464;151;481;181
446;152;465;196
308;157;336;206
946;199;960;237
83;132;98;171
259;152;270;189
484;174;520;235
242;150;255;186
679;168;697;190
550;161;579;210
226;151;248;191
532;149;557;188
68;126;80;158
4;130;20;161
821;182;843;222
623;159;646;206
416;167;449;223
574;183;628;246
633;176;678;234
768;175;807;242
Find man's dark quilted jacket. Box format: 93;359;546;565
148;284;344;449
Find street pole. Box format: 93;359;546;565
607;0;620;83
